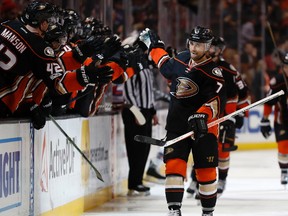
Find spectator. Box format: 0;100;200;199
0;0;19;23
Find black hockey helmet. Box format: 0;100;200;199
62;9;80;32
21;1;56;27
189;26;213;43
44;23;67;44
212;36;226;50
279;50;288;65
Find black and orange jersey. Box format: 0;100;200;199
235;71;251;116
150;48;226;135
0;20;87;113
264;73;288;125
216;57;238;115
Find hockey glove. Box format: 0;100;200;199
124;45;148;73
188;113;208;142
30;104;46;130
73;35;105;63
139;28;152;50
235;113;244;129
219;118;237;152
260;118;272;139
76;62;113;86
93;35;122;61
148;30;165;50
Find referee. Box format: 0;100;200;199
122;67;159;196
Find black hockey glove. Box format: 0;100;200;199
188;113;208;142
93;35;122;61
30;94;53;130
219;118;237;152
260;118;272;139
93;25;112;37
148;30;165;50
124;45;148;73
235;113;244;129
76;62;113;86
73;35;105;63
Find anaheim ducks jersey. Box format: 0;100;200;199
0;20;85;113
264;73;288;125
216;57;238;115
150;49;226;134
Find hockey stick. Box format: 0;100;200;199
134;90;284;147
48;114;104;182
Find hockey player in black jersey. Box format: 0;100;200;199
260;51;288;187
0;1;113;126
186;36;251;198
139;26;226;216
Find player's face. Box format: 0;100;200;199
188;40;207;62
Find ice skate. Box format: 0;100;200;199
217;179;226;197
167;209;182;216
202;213;213;216
281;169;288;189
127;184;150;197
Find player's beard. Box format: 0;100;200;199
190;51;206;62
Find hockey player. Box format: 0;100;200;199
139;26;226;216
0;1;113;127
260;51;288;187
186;36;251;198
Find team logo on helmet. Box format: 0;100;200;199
44;47;55;57
171;77;199;98
212;67;223;77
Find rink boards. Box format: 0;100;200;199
0;105;276;216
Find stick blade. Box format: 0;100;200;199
134;135;165;146
129;105;146;125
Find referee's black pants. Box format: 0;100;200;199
122;107;153;189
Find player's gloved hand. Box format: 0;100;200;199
76;62;113;86
188;113;208;142
235;113;244;129
148;30;165;50
94;35;122;61
139;28;152;50
30;96;52;130
73;35;105;63
93;25;112;37
220;118;236;131
260;118;272;139
124;45;148;73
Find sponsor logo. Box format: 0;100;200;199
171;77;199;98
0;137;22;212
165;147;174;155
44;47;55;57
212;67;223;77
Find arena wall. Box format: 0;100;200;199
0;105;276;216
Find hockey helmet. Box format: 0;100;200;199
211;36;226;51
21;1;56;27
62;9;80;32
44;23;67;45
189;26;213;43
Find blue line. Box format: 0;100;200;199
0;202;21;213
0;137;22;144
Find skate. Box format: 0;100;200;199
127;184;150;196
202;213;213;216
167;209;182;216
281;169;288;188
217;179;226;197
145;167;166;184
